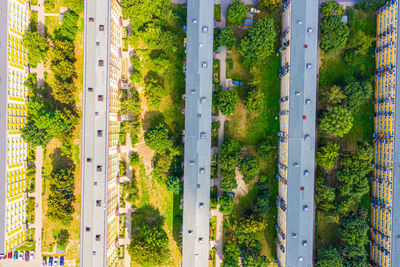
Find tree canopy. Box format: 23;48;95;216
219;193;235;214
218;89;239;115
166;176;182;194
320;0;344;17
245;88;265;115
23;31;49;66
144;123;173;152
218;140;241;171
127;224;170;265
320;85;346;107
320;15;349;54
239;156;260;184
315;246;343;267
227;0;248;25
342;81;372;111
258;0;282;10
240;18;276;64
319;107;353;138
218;27;237;50
316;143;340;171
339;214;369;246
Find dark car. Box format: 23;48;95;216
59;256;64;266
13;252;18;260
43;257;47;266
25;251;29;261
49;257;53;266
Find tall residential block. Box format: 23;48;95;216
277;0;318;266
371;1;400;266
81;0;122;265
0;0;29;255
182;0;213;266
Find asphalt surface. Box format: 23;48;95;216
391;6;400;265
181;0;214;266
281;0;319;266
80;0;111;266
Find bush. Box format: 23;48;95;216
218;27;237;50
144;123;172;152
256;139;272;159
219;193;235;214
227;0;248;25
54;229;70;250
218;89;239;115
239;156;260;184
166;176;182;194
129;152;141;167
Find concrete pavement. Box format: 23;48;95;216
33;146;43;258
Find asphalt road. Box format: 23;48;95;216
80;0;110;266
181;0;214;266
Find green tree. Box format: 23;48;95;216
218;140;241;171
320;85;346;107
339;214;369;246
120;88;141;116
258;0;282;10
242;254;269;267
166;176;182;194
239;156;260;184
315;246;343;267
255;183;270;214
227;0;248;25
218;27;237;50
218;89;239;115
129;152;141;167
320;0;344;17
55;229;70;250
222;241;240;267
240;18;276;64
346;29;373;53
21;121;52;147
54;11;79;41
320;16;349;54
342;81;372;111
220;169;237;192
342;245;368;267
144;123;172;152
127;224;170;265
23;31;49;66
256;139;273;159
145;79;167;109
316;177;336;211
319;107;353;138
245;89;264;115
316;143;340;171
149;49;172;74
219;193;235;214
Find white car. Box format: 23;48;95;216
54;257;59;266
30;251;35;260
19;251;24;261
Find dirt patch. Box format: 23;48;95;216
232;168;248;203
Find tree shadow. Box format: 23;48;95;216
49;147;74;171
131;206;165;235
142;111;165;131
172;193;183;246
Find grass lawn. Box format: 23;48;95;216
316;7;376;251
44;16;60;39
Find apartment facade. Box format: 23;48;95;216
0;0;29;255
372;1;400;266
81;0;122;265
277;0;318;266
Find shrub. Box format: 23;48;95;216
219;193;235;214
218;89;239;115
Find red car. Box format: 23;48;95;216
8;251;12;258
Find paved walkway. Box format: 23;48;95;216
34;146;43;257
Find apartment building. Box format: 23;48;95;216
81;0;122;265
276;0;318;266
0;0;29;255
371;1;400;266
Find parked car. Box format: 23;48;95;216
30;251;35;260
48;257;53;266
0;254;4;259
19;251;24;261
25;251;29;261
8;251;12;258
42;257;47;266
59;256;64;266
232;80;242;86
54;256;59;266
227;192;235;197
13;251;18;259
